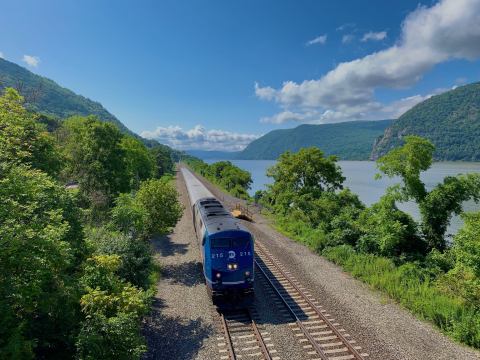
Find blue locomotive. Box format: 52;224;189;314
181;168;254;301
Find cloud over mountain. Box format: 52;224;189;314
141;125;259;151
255;0;480;124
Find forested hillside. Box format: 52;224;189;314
238;120;392;160
0;87;183;359
371;82;480;160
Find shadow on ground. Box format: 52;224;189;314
161;261;204;287
143;299;213;360
151;233;188;257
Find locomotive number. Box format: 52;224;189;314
211;253;224;259
240;251;251;256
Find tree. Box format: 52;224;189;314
376;135;434;203
134;178;183;236
0;87;61;176
356;194;425;257
149;145;174;177
59;116;130;207
377;136;480;250
76;255;149;360
120;136;155;189
266;147;345;213
0;165;86;359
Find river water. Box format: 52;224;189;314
206;159;480;235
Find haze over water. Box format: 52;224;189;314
207;160;480;235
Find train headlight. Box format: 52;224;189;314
233;263;238;269
227;263;238;270
216;272;221;279
245;271;250;277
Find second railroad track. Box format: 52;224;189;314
255;241;368;360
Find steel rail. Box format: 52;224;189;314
247;308;273;360
255;242;365;360
220;312;237;360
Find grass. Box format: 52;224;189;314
269;214;480;349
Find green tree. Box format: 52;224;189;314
135;178;183;236
0;88;61;176
76;255;149;360
86;227;152;289
356;194;424;257
59;116;130;207
149;145;174;177
266;147;345;213
0;165;86;359
120;136;155;189
377;136;480;250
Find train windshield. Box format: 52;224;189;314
231;237;250;249
211;238;231;248
211;237;250;249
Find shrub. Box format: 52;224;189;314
86;227;153;289
135;178;183;236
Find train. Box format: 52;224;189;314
181;167;254;303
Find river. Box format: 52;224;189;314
206;159;480;235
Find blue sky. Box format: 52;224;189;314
1;0;480;150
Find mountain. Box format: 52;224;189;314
185;150;240;160
371;82;480;161
0;58;138;132
238;120;392;160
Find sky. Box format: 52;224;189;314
1;0;480;151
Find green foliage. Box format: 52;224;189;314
86;227;153;289
0;165;86;359
239;119;392;160
135;178;183;236
377;135;480;250
323;245;480;348
149;145;174;177
377;135;434;202
0;88;61;176
59;116;130;208
185;158;252;200
120;136;155;189
266;147;345;214
356;195;425;258
111;193;149;239
372;82;480;161
419;174;480;250
77;255;149;360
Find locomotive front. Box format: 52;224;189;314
206;228;254;294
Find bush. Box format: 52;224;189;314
356;195;426;258
77;255;150;360
135;178;183;236
111;193;149;239
86;227;152;289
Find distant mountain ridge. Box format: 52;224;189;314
0;57;169;149
371;82;480;161
237;120;392;160
185;149;240;160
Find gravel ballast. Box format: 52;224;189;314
192;168;480;360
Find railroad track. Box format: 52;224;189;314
217;308;278;360
255;242;368;360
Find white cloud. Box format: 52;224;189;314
342;34;355;44
336;23;356;32
0;52;4;59
306;34;327;46
361;31;387;42
140;125;259;151
255;0;480;123
22;55;40;67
